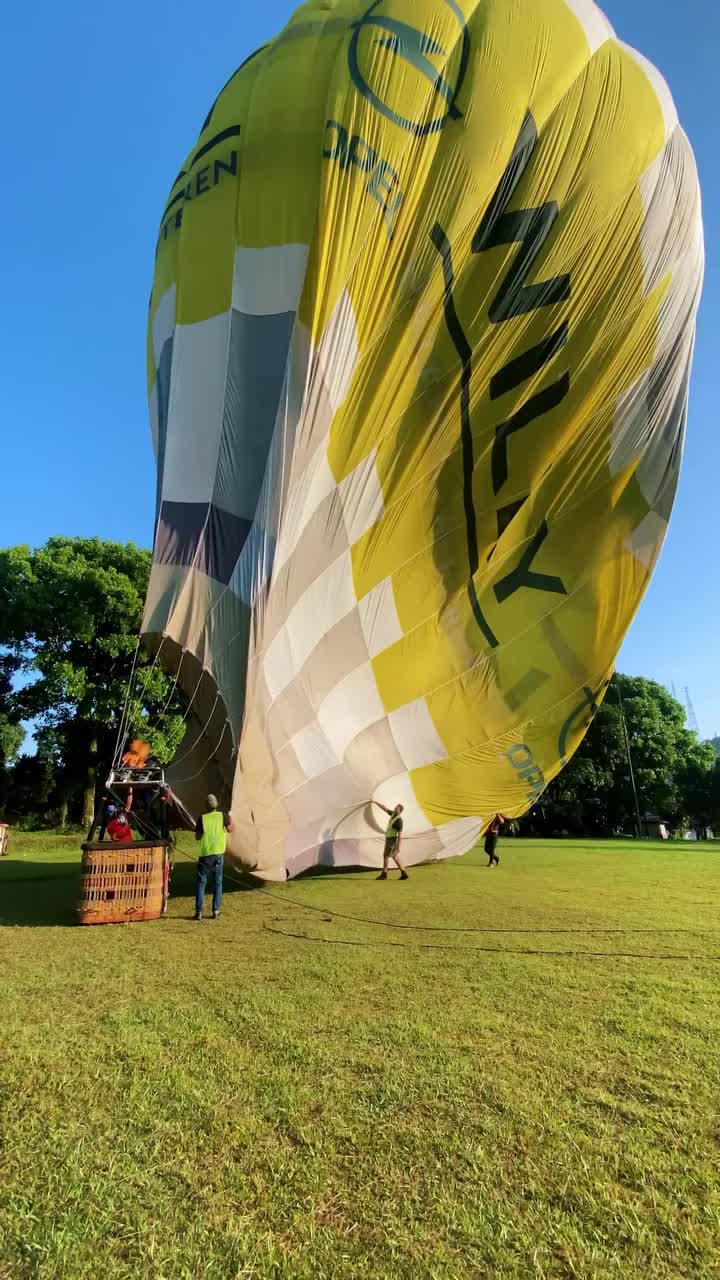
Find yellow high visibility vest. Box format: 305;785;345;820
199;810;227;856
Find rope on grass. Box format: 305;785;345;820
250;884;719;936
262;921;720;962
168;844;719;938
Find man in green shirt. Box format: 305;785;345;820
373;801;409;880
194;794;233;920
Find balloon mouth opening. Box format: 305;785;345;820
141;633;236;812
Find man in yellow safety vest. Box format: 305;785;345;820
194;795;233;920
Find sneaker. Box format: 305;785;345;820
376;872;387;880
212;912;220;920
193;913;203;921
400;871;409;880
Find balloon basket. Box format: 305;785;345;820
78;841;169;925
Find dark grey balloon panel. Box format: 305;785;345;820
155;338;173;518
154;306;296;589
213;309;296;519
155;501;253;585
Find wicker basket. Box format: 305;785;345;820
0;824;8;857
79;841;169;925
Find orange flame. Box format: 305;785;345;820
121;740;151;769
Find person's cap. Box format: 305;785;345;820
207;794;218;809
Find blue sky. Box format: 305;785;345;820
1;1;717;737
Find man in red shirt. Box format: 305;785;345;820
107;789;134;843
484;813;505;866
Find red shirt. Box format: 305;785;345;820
107;813;132;843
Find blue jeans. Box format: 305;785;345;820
196;855;224;916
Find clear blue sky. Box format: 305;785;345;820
1;1;717;736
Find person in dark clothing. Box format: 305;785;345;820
146;785;171;840
98;795;112;841
484;813;505;866
372;800;408;880
194;794;233;920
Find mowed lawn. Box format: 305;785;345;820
1;835;719;1279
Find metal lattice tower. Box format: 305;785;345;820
684;686;700;735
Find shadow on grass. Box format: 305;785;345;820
0;855;265;929
293;863;373;881
0;862;81;927
170;858;259;899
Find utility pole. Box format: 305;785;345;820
614;675;643;839
684;686;700;735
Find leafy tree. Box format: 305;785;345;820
709;762;720;829
0;656;23;760
0;656;23;815
674;746;720;835
611;676;687;823
0;718;23;766
4;753;58;824
0;538;185;826
528;675;717;837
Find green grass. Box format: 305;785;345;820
1;833;719;1279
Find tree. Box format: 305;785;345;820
0;717;23;766
0;655;23;759
674;744;720;835
527;675;717;837
4;752;58;824
704;738;720;832
0;656;23;815
0;538;185;826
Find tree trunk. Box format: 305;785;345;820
82;730;99;830
59;794;68;832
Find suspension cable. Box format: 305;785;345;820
111;640;141;767
170;721;232;785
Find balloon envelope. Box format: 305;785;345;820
143;0;703;878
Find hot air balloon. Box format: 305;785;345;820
142;0;703;880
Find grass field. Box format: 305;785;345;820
1;833;719;1279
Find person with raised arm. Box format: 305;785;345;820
372;800;408;881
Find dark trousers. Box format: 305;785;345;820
196;855;224;915
485;835;499;865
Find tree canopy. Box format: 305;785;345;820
525;675;720;837
0;537;186;825
0;656;23;764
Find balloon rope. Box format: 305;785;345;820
112;640;140;767
134;633;167;699
170;721;231;785
167;693;222;772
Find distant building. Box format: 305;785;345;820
642;813;669;839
